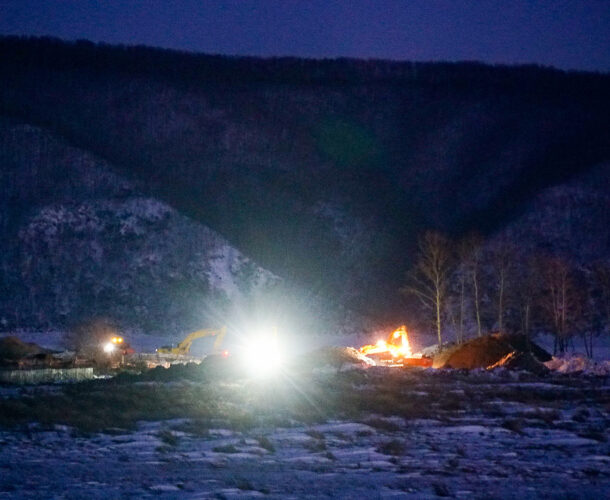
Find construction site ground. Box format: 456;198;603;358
1;363;608;499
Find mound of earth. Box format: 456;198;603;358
294;346;375;373
434;334;551;371
499;335;552;362
0;336;48;362
488;351;549;375
431;343;461;369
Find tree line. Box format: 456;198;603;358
403;231;610;356
3;35;608;90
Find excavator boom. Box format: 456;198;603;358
157;327;227;356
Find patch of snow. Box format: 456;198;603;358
545;354;610;375
444;425;510;434
536;334;610;362
148;484;181;492
542;437;600;446
313;422;374;434
365;460;395;470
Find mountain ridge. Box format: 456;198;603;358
0;37;608;333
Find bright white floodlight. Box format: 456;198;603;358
103;342;115;354
243;327;283;378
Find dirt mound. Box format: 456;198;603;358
431;344;461;369
295;346;375;372
0;336;47;361
434;334;551;371
488;351;549;375
500;335;552;362
438;335;512;369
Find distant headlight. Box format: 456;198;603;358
103;342;115;354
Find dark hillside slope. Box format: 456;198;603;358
0;120;282;333
1;37;609;322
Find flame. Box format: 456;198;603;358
360;325;412;359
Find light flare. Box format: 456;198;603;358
243;328;283;378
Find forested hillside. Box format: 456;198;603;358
0;37;608;335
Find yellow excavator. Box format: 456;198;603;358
156;327;227;356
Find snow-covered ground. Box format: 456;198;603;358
1;366;608;498
2;415;607;499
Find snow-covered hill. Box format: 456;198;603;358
0;122;279;334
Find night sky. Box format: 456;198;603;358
1;0;609;72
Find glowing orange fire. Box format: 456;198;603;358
360;325;413;360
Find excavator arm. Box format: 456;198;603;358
157;326;227;356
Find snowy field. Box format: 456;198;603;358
1;365;608;499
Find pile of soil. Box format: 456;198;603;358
431;344;462;369
0;336;48;362
434;334;551;371
500;335;552;362
294;346;375;373
488;351;549;375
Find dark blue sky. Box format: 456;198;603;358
1;0;608;72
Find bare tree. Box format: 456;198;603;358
516;254;542;341
591;261;610;329
401;231;452;345
449;237;475;343
585;260;610;358
538;256;583;354
461;233;484;337
488;238;517;333
445;285;466;344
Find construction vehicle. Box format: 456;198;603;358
156;327;227;356
360;325;432;367
103;336;134;356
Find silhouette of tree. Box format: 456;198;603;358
401;231;452;345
